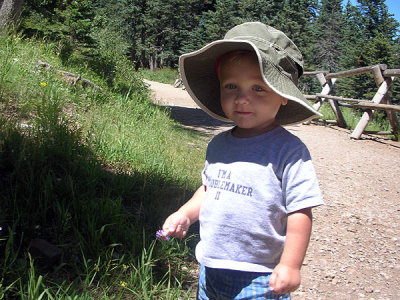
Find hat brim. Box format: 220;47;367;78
180;40;322;126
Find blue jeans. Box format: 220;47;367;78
197;265;291;299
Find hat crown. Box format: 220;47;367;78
224;22;304;76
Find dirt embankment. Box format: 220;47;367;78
146;80;400;300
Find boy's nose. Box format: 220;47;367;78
234;90;250;104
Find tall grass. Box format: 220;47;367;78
0;32;204;298
140;68;179;85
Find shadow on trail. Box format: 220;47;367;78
308;121;400;149
168;105;400;149
167;106;233;135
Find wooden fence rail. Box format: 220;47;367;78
303;64;399;140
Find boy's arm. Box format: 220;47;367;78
269;207;312;295
162;185;205;238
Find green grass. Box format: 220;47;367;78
139;68;179;85
0;32;205;299
318;102;397;139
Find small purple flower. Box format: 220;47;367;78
156;229;170;241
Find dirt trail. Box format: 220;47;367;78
146;80;400;300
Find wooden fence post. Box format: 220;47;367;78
304;65;398;139
384;94;400;139
312;74;346;128
313;74;335;111
350;77;393;139
372;66;400;138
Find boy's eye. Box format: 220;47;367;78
225;83;236;89
253;85;264;92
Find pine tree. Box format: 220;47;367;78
356;0;399;67
201;0;241;43
340;1;366;70
334;1;365;98
236;0;284;26
145;0;209;69
358;0;399;40
279;0;319;69
57;0;96;47
100;0;212;69
313;0;344;72
338;0;399;100
94;0;153;69
279;0;318;94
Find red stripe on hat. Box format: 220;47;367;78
214;55;223;75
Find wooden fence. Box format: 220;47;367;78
303;64;399;139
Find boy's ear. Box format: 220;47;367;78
281;97;288;106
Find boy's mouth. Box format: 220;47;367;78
235;111;252;115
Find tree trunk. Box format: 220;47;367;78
149;53;157;71
0;0;24;31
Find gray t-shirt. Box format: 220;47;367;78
196;126;323;272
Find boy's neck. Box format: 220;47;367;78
232;122;279;138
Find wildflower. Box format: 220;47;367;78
120;281;127;287
155;229;170;241
122;264;128;270
40;82;47;87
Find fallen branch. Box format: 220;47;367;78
37;60;104;92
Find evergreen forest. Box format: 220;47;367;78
7;0;400;99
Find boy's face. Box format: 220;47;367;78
219;53;288;138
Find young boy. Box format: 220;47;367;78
162;22;323;299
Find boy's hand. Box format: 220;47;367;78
162;211;191;239
269;263;301;295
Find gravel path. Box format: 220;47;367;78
146;80;400;300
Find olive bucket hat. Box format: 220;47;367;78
179;22;322;125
